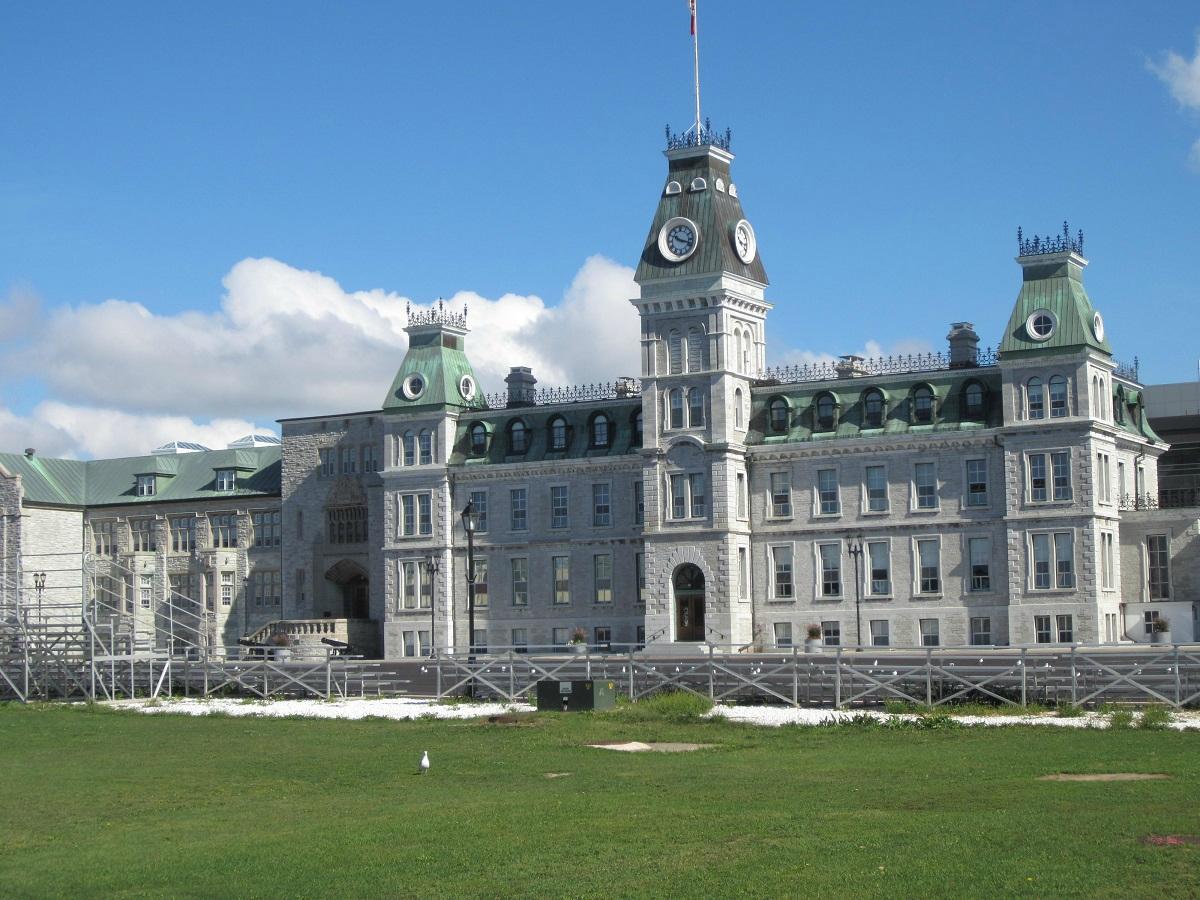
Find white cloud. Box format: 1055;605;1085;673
1149;35;1200;109
0;255;639;458
772;338;934;370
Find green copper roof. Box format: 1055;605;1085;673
634;146;768;286
0;447;280;508
998;253;1111;358
382;325;487;413
449;400;642;465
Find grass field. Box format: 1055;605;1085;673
2;700;1199;899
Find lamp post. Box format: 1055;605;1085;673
459;501;478;699
847;537;863;648
422;552;439;658
33;572;47;614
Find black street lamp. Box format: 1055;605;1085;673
422;552;439;658
33;572;47;613
847;537;864;648
460;500;478;699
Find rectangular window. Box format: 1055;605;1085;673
418;431;433;465
592;483;611;526
319;448;335;477
552;627;569;650
469;490;488;533
170;517;195;553
419;567;432;609
772;546;793;599
1056;614;1074;643
339;447;357;476
1147;535;1170;599
736;472;747;518
865;466;888;512
636;625;646;649
1032;532;1074;589
328;506;367;544
867;541;890;596
594;626;612;647
510;488;527;531
209;514;236;549
251;571;282;608
920;618;940;647
593;554;613;603
138;574;152;608
472;559;488;608
818;543;841;597
773;622;793;648
362;444;380;473
472;629;486;655
688;390;705;427
822;620;841;647
1105;613;1118;643
1055;532;1074;588
671;474;687;520
965;459;988;507
1035;615;1052;643
1029;453;1048;502
401;561;418;609
544;485;567;529
634;480;644;525
92;521;115;557
1118;461;1127;500
1101;532;1115;590
511;628;528;652
914;462;937;510
636;552;647;602
511;558;529;606
252;511;281;548
1032;533;1052;589
552;556;570;605
870;620;890;647
131;519;156;552
970;617;991;646
401;495;415;536
136;475;156;497
1097;452;1111;503
968;537;991;592
737;547;748;600
770;471;792;517
398;493;432;537
215;469;237;492
403;631;417;657
916;539;940;594
220;571;233;607
689;473;706;518
1052;451;1072;501
402;433;416;467
817;469;839;515
1143;610;1162;637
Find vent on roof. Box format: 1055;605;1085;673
226;434;282;449
152;440;212;455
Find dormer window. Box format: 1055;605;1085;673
769;397;789;432
470;423;487;455
863;390;885;428
815;394;836;431
689;176;707;191
136;475;156;497
591;413;610;448
664;180;682;195
631;410;643;447
549;416;568;451
509;420;528;454
964;382;985;419
216;469;236;492
911;387;934;425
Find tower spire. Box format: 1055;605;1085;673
689;0;701;137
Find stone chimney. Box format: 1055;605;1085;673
947;322;979;368
24;448;35;459
505;366;537;408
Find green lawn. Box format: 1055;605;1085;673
1;703;1198;899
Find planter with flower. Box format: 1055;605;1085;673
568;627;588;655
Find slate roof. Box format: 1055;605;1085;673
0;447;281;508
449;399;642;465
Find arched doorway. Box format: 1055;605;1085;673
325;560;370;620
674;564;705;641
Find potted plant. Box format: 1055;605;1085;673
568;627;588;655
804;624;823;654
269;630;294;661
1151;617;1171;645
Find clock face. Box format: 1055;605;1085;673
733;219;756;263
658;217;700;262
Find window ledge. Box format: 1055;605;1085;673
861;509;890;517
766;598;795;604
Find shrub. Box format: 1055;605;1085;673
1139;705;1173;730
624;690;713;720
805;624;822;641
1056;704;1085;718
1107;708;1134;730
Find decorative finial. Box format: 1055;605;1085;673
1017;221;1084;257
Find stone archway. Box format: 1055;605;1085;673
673;563;705;641
325;559;369;620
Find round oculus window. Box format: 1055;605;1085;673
1025;309;1057;342
1092;311;1105;342
401;373;426;400
458;374;476;401
732;218;757;264
658;216;700;263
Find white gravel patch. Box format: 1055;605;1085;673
708;705;1200;731
112;697;534;721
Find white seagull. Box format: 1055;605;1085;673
419;751;430;775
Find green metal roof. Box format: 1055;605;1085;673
0;447;280;508
449;399;642;465
634;146;768;286
998;253;1111;358
382;327;488;413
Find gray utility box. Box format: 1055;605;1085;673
535;679;617;712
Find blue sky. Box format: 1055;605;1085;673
1;2;1198;457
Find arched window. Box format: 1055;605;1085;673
687;327;704;373
1049;375;1068;418
741;328;752;374
688;389;705;428
509;420;528;454
1090;376;1098;418
402;431;416;466
549;416;567;451
912;386;934;424
470;423;487;455
736;330;745;375
418;429;433;465
631;410;643;447
591;413;610;448
668;330;683;375
668;389;684;429
769;397;789;432
1027;378;1045;420
815;394;836;431
964;382;984;419
734;388;744;429
863;390;884;428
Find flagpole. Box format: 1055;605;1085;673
691;0;701;137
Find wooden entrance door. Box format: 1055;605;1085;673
673;564;706;641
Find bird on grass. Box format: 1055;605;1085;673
419;750;430;775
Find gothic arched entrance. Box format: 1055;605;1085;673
325;559;369;620
673;563;705;641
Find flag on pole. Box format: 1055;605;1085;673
689;0;696;36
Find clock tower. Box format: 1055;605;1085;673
631;124;771;647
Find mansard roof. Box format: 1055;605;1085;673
449;398;642;466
